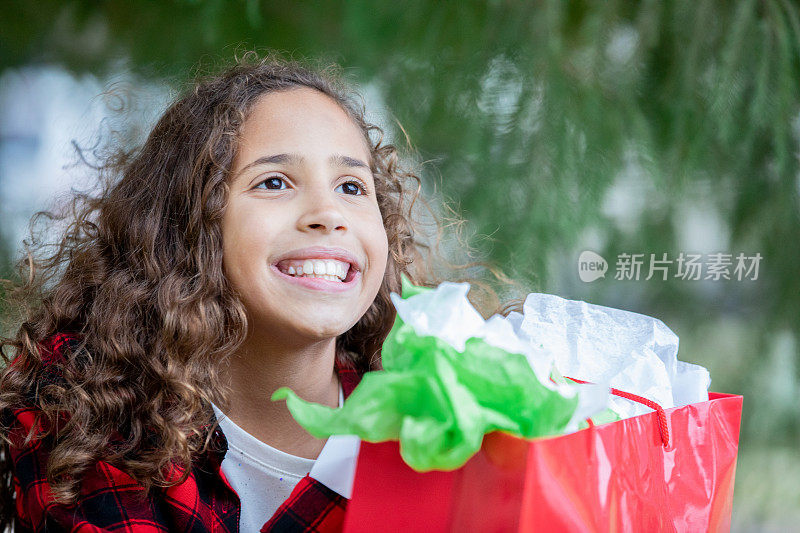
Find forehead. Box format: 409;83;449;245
236;88;370;163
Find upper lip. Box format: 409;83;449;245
273;246;363;272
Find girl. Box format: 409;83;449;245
0;51;520;532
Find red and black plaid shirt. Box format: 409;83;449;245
2;332;363;532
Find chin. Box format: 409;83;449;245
289;317;354;341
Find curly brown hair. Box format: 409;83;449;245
0;50;526;527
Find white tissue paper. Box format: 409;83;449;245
391;280;710;424
505;292;711;419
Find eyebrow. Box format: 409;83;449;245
235;153;371;181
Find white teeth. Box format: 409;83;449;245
280;258;350;281
291;273;341;281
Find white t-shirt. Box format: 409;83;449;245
210;383;344;531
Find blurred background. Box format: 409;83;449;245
1;1;798;530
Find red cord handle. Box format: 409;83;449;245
565;376;670;448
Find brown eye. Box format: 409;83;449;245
336;180;367;196
255;176;287;190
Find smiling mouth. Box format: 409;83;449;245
278;266;358;283
275;259;357;283
271;263;360;291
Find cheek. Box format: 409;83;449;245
370;221;390;280
221;208;273;278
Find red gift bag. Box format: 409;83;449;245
343;392;742;532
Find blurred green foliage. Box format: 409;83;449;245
1;1;799;528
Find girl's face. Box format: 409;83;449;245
222;88;389;343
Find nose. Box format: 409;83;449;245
296;189;348;234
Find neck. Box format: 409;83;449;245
220;329;340;459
